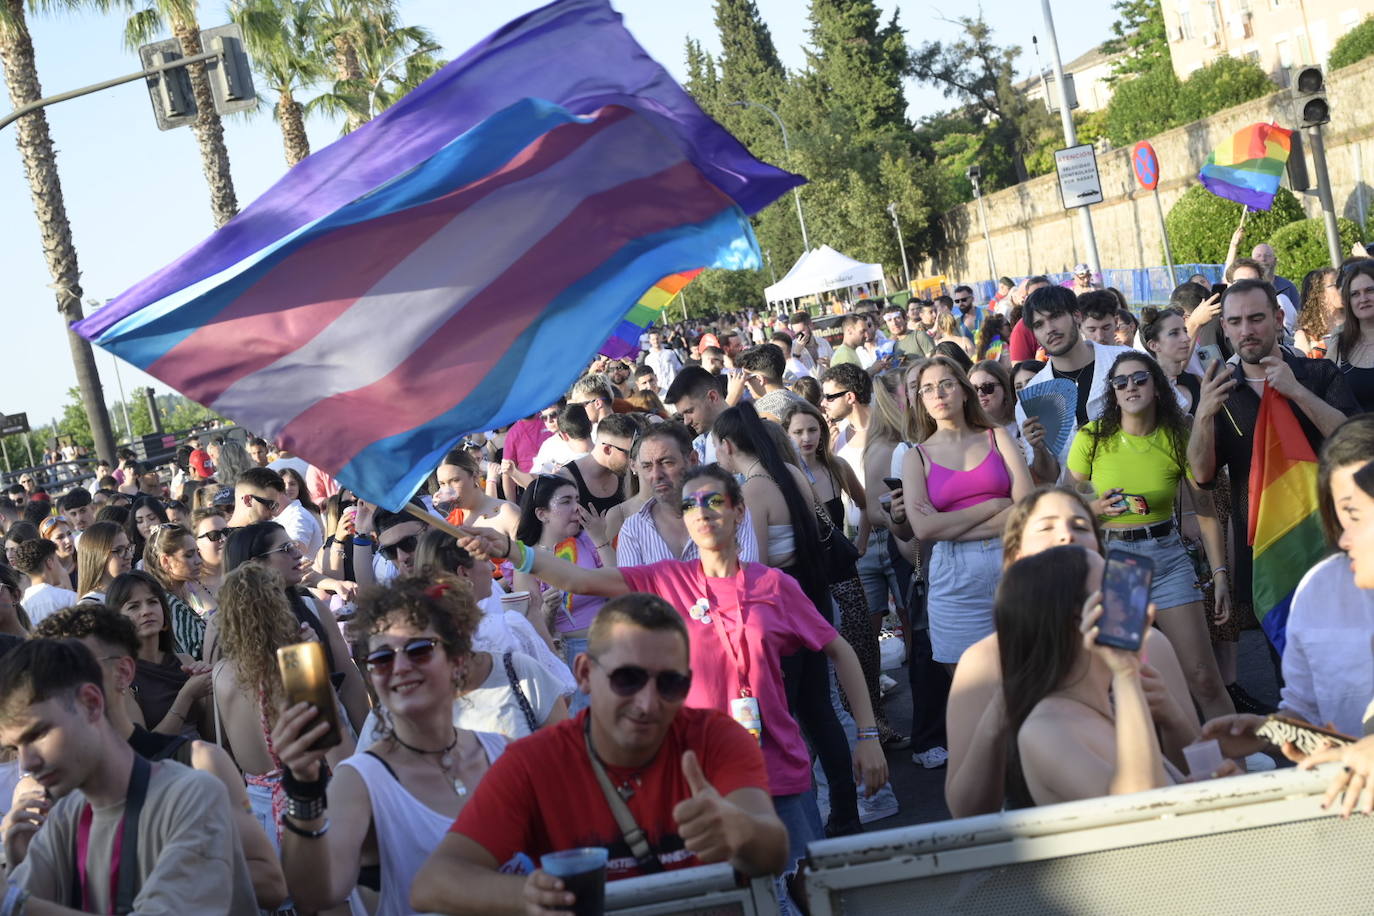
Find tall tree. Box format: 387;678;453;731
0;0;117;463
122;0;239;227
909;15;1053;186
1100;0;1170;83
232;0;326;166
312;0;438;133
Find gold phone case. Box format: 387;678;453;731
276;641;343;751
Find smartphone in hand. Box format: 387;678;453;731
1096;549;1154;652
276;642;343;751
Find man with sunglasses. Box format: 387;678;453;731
226;467;285;529
557;413;635;515
952;285;983;340
412;593;787;914
511;403;590;483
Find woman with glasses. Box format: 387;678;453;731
456;464;887;872
1329;259;1374;412
270;576;501;915
1067;352;1234;720
513;474;612;709
74;520;133;603
0;564;31;636
38;515;77;589
108;569;213;737
223;521;370;731
211;563;358;854
192;506;229;594
902;356;1033;668
145;522;216;661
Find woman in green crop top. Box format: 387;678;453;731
1067;352;1234;721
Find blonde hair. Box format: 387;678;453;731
143;523;195;590
76;521;124;596
910;356;996;442
936;312;961;338
215;564;298;708
866;368;915;450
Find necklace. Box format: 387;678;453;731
1055;362;1089;384
392;728;467;797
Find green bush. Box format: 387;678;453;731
1330;17;1374;71
1267;217;1365;278
1175;56;1275;123
1163;184;1304;265
1103;66;1182;147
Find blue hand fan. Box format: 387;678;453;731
1017;378;1078;455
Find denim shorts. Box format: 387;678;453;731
1104;530;1202;611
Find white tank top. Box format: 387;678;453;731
340;735;505;916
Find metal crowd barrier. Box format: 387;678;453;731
802;765;1360;915
607;863;777;915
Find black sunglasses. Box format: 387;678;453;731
973;382;1001;396
592;658;692;701
380;534;418;561
822;389;850;401
247;493;278;509
1109;370;1152;390
365;637;440;673
197;528;228;543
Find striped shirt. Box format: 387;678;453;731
616;497;760;567
167;590;206;661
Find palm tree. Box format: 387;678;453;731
121;0;238;226
0;0;117;463
311;0;439;133
231;0;326;166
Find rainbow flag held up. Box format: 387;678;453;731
600;269;703;359
1198;122;1293;211
1246;387;1327;654
74;0;802;512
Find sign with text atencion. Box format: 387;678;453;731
1054;144;1104;209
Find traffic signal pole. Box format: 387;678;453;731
0;48;221;133
1307;124;1343;269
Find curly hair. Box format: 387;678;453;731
33;603;140;659
352;574;480;664
1299;267;1337;342
1081;351;1190;472
216;563;299;707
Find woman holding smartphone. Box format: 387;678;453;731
270;576;503;914
1067;351;1234;721
999;545;1170;806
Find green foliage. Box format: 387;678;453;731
1329;17;1374;70
1267;218;1365;279
1163;185;1304;265
1103;57;1274;146
59;387;94;451
1175;56;1275;122
1100;0;1170;83
687;268;767;316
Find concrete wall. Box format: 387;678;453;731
920;53;1374;286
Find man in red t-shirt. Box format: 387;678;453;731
412;594;787;915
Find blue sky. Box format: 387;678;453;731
0;0;1112;426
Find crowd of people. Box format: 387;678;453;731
0;246;1372;914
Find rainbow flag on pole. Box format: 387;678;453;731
1246;387;1327;653
74;0;800;511
600;269;702;359
1198;122;1293;211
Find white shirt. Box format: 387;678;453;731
531;436;586;475
1281;553;1374;737
783;356;812;382
474;593;576;695
644;347;683;390
276;500;324;561
22;582;79;625
1015;340;1133;471
268;456;311;478
454;650;570;739
691;432;717;466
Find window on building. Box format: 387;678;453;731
1297;32;1312;63
1179;9;1195;39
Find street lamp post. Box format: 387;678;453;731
966;166;997;282
886;202;911;291
727;100;809;252
87;299;132;444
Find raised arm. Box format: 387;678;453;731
457;526;630;598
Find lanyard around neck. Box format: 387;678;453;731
695;562;753;697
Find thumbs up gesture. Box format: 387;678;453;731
672;750;742;864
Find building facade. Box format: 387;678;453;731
1162;1;1371;83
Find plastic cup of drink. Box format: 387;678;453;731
540;847;608;916
1183;739;1225;778
501;590;530;613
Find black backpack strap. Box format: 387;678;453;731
503;651;540;734
115;754;152;915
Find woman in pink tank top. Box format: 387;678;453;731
900;357;1033;667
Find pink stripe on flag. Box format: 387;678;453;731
148;107;631;406
275;161;732;468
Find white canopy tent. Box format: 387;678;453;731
764;245;887;305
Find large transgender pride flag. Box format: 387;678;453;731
75;0;802;510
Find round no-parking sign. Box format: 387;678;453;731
1132;141;1160;191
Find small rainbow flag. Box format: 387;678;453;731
600;269;703;359
1246;387;1326;654
1199;122;1293;211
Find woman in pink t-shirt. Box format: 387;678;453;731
457;464;887;870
